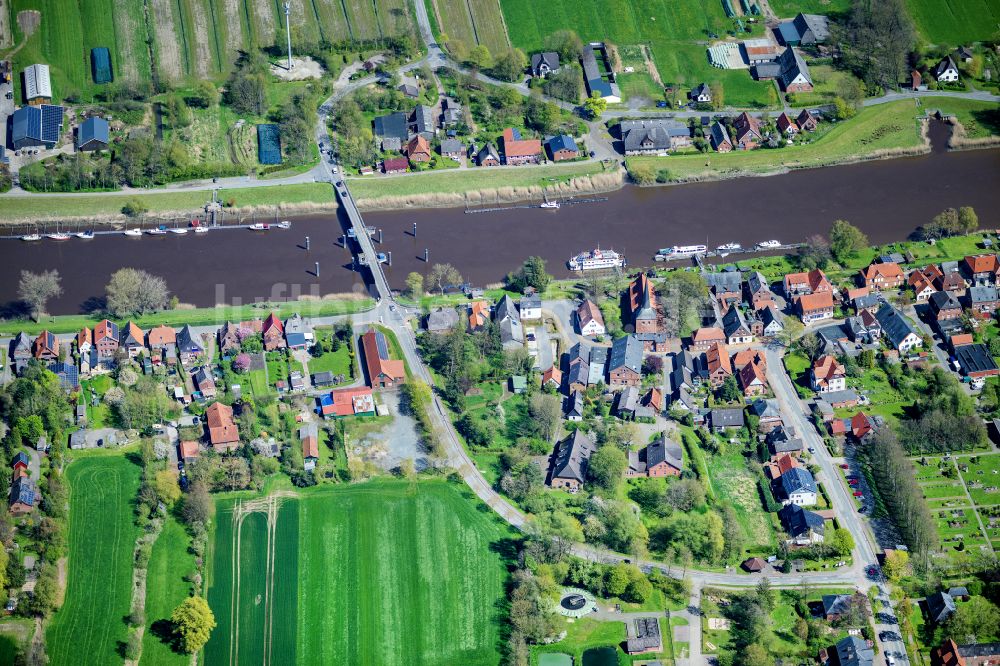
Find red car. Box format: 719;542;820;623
849;479;859;486
853;491;864;497
840;463;849;469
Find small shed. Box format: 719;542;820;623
78;117;110;151
90;47;114;84
509;375;527;394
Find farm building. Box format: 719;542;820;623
23;64;52;105
77;117;109;151
257;124;282;165
12;105;63;149
360;328;406;388
545;134;579;161
317;387;376;418
90;47;114;84
580;43;621;103
300;423;319;471
373;111;409;142
776;13;830;46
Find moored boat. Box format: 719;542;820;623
169;227;188;235
277;220;291;229
76;230;95;239
567;247;625;271
655;244;707;260
193;227;209;234
147;226;168;235
47;232;71;241
249;223;270;231
716;242;741;252
21;234;42;242
756;239;781;249
539;201;560;209
123;228;142;237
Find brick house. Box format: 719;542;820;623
783;269;831;297
811;355;846;392
861;262;904;290
93;319;120;358
205;402;240;452
360;328;406;388
500;128;541;165
797;291;834;323
262;313;286;351
628;273;660;334
608;335;643;387
705;342;732;388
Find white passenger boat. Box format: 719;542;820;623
756;239;781;249
655;244;707;260
567;248;625;271
716;242;741;252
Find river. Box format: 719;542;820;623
2;122;998;316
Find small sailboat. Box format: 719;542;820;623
21;233;42;242
169;221;188;235
248;223;270;231
75;230;95;239
46;224;71;241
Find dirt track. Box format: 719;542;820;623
0;0;11;49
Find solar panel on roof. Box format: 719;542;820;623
41;105;63;143
375;330;389;360
256;124;282;165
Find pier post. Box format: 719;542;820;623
424;248;429;263
305;236;310;250
315;262;320;277
378;228;383;243
341;234;347;247
412;222;417;237
388;251;392;266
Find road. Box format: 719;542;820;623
766;346;909;663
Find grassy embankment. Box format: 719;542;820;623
0;296;374;336
141;516;197;665
627;99;997;183
0;182;335;225
45;456;142;665
202;480;513;665
348;160;622;210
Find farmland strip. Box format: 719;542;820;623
186;0;216;77
171;0;193;76
149;0;184;83
308;0;326;42
339;0;356;39
313;0;352;41
204;0;225;72
370;0;385;38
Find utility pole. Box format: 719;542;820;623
284;2;293;70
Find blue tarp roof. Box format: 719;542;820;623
79;117;109;147
257;124;282;165
91;47;113;83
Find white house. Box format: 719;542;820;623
778;468;817;507
519;294;542;321
934;57;960;83
691;83;712;103
875;304;923;354
576;299;606;337
810;355;847;393
779;505;825;546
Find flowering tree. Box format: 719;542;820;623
233;353;252;373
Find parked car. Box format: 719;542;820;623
853;491;864;497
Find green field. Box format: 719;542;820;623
0;182;333;222
767;0;851;17
434;0;511;54
498;0;775;107
141;516;197;666
3;0;416;99
46;456;142;665
204;481;513;665
628;99;935;182
904;0;1000;44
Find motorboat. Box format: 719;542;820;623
716;242;741;252
75;230;95;239
276;220;291;229
21;234;41;242
147;226;168;235
756;240;781;249
249;223;270;231
567;248;625;271
169;227;188;235
123;228;143;237
47;232;71;241
655;244;707;260
539;201;560;209
193;226;209;234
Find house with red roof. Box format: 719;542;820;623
706;342;732;388
405;135;432;163
963;254;1000;286
204;402;240;452
738;361;768;397
690;327;725;351
383;156;409;174
500;128;541;165
908;269;938;302
861;262;904;290
360;328;406;388
541;366;562;390
262;313;286;351
468;300;490;331
784;269;832;297
33;330;58;361
94;319;120;358
733;112;762;150
811;355;846;393
317;387;376;418
797;291;834;323
76;327;92;356
179;440;200;464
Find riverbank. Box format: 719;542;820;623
0;294;374;336
347;161;622;211
0;183;336;226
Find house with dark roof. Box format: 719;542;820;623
625;617;662;655
722;306;753;344
495;295;524;349
78;116;110;151
759;306;784;337
822;593;867;623
777;47;813;92
176;324;204;365
545;134;579;161
10;332;32;375
968;285;1000;316
710;407;744;431
706;271;743;306
119;322;144;358
934;57;960;83
608;335;643;387
733;112;762;150
549;430;597;491
439;138;465;159
955;343;1000;379
776;112;799;135
475;143;500;166
581;44;620;102
12;104;63;149
373;111;409;142
710;121;732;152
825;635;874;666
875;304;922;353
750;398;782;431
776;467;817;506
48;362;79;391
565;390;585;421
530;52;560;77
777;13;830;45
398;83;419;98
797;109;818;131
193;366;217;398
620;119;690;154
283;314;311;349
627;435;683;478
425;307;459;333
8;476;36;515
779;504;825;545
926;590;956;625
931;639;1000;666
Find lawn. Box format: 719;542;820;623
347;161;608;205
931;97;1000;140
705;448;778;552
616;72;664;104
434;0;511;54
0;182;334;222
533;617;630;665
204;480;514;665
629;99;934;182
46;455;142;665
142;515;197;666
499;0;776;107
961;454;1000;506
904;0;1000;44
307;345;354;377
0;296;374;337
767;0;850;16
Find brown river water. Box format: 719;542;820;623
2;122;999;316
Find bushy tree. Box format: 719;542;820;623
106;268;169;317
506;256;552;293
829;220;868;264
18;269;62;321
588;446;627;493
583;92;607;119
171;595;216;653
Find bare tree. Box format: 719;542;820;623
105;268;169;318
428;263;462;295
18;269;62;321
